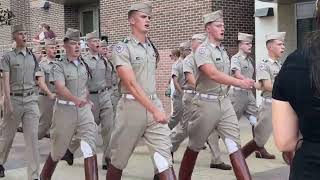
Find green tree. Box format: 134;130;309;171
0;3;14;26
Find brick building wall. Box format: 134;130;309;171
64;6;80;31
0;0;12;46
29;1;65;40
212;0;255;55
100;0;255;114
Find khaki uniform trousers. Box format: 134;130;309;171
254;100;272;147
38;95;55;139
0;95;40;180
109;96;173;171
69;90;114;165
111;87;121;116
188;95;240;152
171;92;223;164
168;94;183;130
50;102;97;161
230;89;257;120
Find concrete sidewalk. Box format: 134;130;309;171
2;120;290;180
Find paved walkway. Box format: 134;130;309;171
2;120;290;180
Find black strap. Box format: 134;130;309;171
28;49;39;80
79;56;92;79
148;37;160;66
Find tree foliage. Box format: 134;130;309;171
0;3;15;26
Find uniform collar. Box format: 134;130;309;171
87;51;100;61
238;51;249;59
205;38;224;51
128;34;151;47
14;48;28;56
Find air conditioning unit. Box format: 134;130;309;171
39;1;50;10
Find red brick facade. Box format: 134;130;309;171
0;0;255;115
100;0;255;114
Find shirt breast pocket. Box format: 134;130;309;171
10;63;23;82
131;56;144;65
214;60;224;71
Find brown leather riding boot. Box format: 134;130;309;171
154;167;177;180
40;154;58;180
255;147;276;159
282;151;294;165
230;150;252;180
241;140;258;159
106;164;122;180
178;147;199;180
84;155;98;180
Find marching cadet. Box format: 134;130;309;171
99;42;120;120
0;24;42;179
106;1;176;179
171;33;232;170
40;28;98;180
105;44;121;115
230;32;275;159
68;31;114;170
178;10;254;180
242;32;286;160
168;41;191;130
37;39;57;140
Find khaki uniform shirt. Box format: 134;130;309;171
50;57;89;100
82;52;109;91
112;34;158;95
257;58;282;98
194;39;230;96
231;52;254;79
39;57;56;93
0;48;42;92
182;53;198;90
172;58;185;95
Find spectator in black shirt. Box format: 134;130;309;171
272;6;320;179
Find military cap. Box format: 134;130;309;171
179;41;191;50
12;24;26;34
86;31;99;40
45;39;57;46
129;1;152;16
191;33;206;42
203;10;223;25
238;32;253;43
64;28;80;42
100;40;108;47
265;32;286;42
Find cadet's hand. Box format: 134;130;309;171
153;110;168;124
74;98;88;108
239;78;255;89
48;93;56;100
254;82;263;90
4;98;13;114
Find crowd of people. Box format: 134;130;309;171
0;1;319;180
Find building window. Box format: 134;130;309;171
296;1;317;48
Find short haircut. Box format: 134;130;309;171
171;49;180;57
266;39;275;46
128;10;137;19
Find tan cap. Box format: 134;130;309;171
100;40;108;47
129;1;152;15
191;33;206;42
86;31;99;40
12;24;26;34
179;41;191;49
45;39;57;46
265;32;286;42
203;10;223;25
64;28;80;41
238;32;253;43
